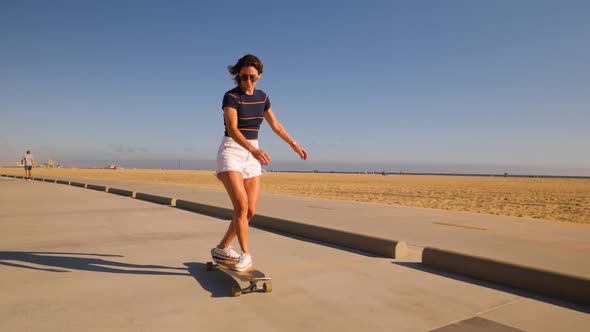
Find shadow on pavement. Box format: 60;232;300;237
184;262;237;298
394;262;590;314
0;251;189;276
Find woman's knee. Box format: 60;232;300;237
233;201;249;218
247;207;256;220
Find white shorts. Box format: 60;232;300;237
215;136;262;179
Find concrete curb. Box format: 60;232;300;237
107;187;135;198
422;247;590;306
87;184;108;192
56;180;70;185
70;182;87;188
33;178;44;182
135;192;175;206
174;199;406;259
44;178;57;183
175;200;232;219
252;215;408;259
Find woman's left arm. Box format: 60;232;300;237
264;108;308;160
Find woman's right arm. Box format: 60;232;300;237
223;106;271;165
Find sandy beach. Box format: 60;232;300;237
2;167;589;224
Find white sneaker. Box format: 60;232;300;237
232;253;252;271
212;246;240;261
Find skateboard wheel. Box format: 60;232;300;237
263;281;272;293
231;285;241;297
206;262;213;271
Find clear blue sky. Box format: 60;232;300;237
1;0;589;175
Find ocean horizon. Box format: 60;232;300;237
4;158;589;178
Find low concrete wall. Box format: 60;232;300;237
107;187;135;197
135;192;174;206
70;182;87;188
422;247;590;306
175;200;232;219
87;184;108;192
252;215;407;259
174;199;406;259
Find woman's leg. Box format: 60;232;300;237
243;176;260;221
217;171;251;254
217;173;261;254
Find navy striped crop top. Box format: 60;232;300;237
222;87;271;140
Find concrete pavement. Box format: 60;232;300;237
1;176;589;331
3;173;590;304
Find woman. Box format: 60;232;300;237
212;54;308;271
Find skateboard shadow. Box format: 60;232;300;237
184;262;239;298
393;262;590;314
0;251;189;276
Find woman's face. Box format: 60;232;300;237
239;66;259;92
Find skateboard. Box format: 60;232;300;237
207;249;272;297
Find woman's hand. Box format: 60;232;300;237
252;148;271;165
292;144;308;160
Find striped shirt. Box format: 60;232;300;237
222;87;271;140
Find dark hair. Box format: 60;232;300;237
228;54;264;85
26;150;30;154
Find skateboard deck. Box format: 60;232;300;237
207;248;272;297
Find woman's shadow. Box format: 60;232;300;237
0;251;188;276
0;251;235;297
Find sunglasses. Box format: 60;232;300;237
239;74;258;82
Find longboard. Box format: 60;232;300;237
207;248;272;297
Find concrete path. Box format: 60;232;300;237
1;177;588;331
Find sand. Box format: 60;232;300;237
2;167;589;224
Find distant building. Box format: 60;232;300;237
41;159;59;168
105;164;122;169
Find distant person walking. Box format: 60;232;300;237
212;54;308;271
22;150;35;179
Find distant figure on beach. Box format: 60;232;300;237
212;54;308;271
21;150;35;179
